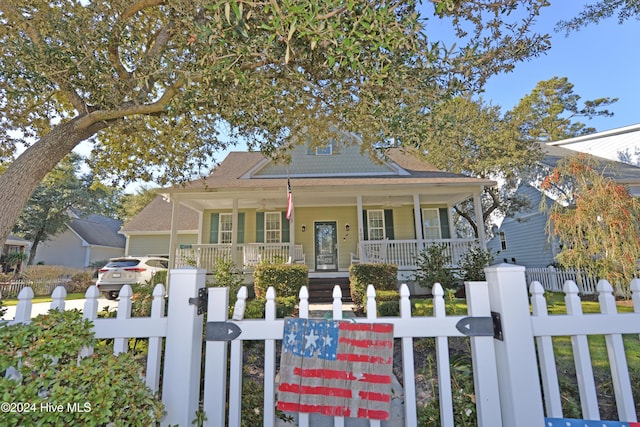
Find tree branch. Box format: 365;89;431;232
74;78;185;130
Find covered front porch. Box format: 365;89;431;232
173;237;479;273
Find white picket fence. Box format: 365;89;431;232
525;266;599;294
0;277;71;298
2;265;640;427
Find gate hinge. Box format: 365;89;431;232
188;287;208;315
455;312;503;341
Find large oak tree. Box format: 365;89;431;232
0;0;551;247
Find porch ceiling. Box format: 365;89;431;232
173;186;478;212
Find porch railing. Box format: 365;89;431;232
359;238;479;268
175;243;303;272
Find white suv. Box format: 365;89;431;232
96;256;169;300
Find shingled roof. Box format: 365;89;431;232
170;147;494;193
68;214;126;248
119;195;200;234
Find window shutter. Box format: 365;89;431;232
439;208;451;239
210;213;219;243
281;212;290;243
237;212;245;243
256;212;264;243
362;210;368;240
384;209;395;240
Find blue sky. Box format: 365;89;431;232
480;1;640;132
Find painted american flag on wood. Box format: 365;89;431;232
277;318;394;420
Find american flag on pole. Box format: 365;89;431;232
286;178;293;221
277;318;394;420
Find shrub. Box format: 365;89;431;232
0;309;164;425
458;247;494;281
253;263;308;299
242;296;297;319
151;269;168;286
413;244;458;290
349;263;397;310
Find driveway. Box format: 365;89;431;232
1;297;120;321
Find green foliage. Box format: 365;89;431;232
0;299;6;318
541;154;640;294
241;296;297;319
0;0;552;249
556;1;640;34
507;77;617;142
0;310;164;425
413;244;458;290
457;247;494;281
417;354;477;427
253;263;308;299
151;270;168;287
349;263;397;310
364;289;400;316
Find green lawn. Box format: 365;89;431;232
411;291;640;420
1;292;87;306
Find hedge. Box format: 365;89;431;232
349;263;397;310
253;263;309;299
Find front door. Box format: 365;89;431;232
314;222;337;271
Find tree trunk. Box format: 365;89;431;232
0;117;106;249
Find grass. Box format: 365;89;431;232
410;290;640;421
1;292;87;306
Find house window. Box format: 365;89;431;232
499;232;507;251
218;213;233;244
315;144;333;155
265;212;282;243
422;208;442;240
367;210;385;240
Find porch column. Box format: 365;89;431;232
197;211;204;244
473;191;487;249
231;199;239;266
288;204;295;262
356;196;364;261
447;204;456;239
413;194;423;241
168;198;179;269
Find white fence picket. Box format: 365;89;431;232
432;283;455;427
399;284;417;427
529;281;563;418
564;280;600;420
596;280;636;422
264;287;277;427
203;286;230;427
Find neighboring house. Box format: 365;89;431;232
33;214;126;269
1;235;29;273
121;140;495;284
547;123;640;166
487;142;640;267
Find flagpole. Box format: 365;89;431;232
287;176;295;263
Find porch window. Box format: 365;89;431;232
367;210;385;240
218;213;233;244
422;208;442;240
265;212;282;243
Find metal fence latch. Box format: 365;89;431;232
206;322;242;341
188;288;208;315
456;312;503;341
